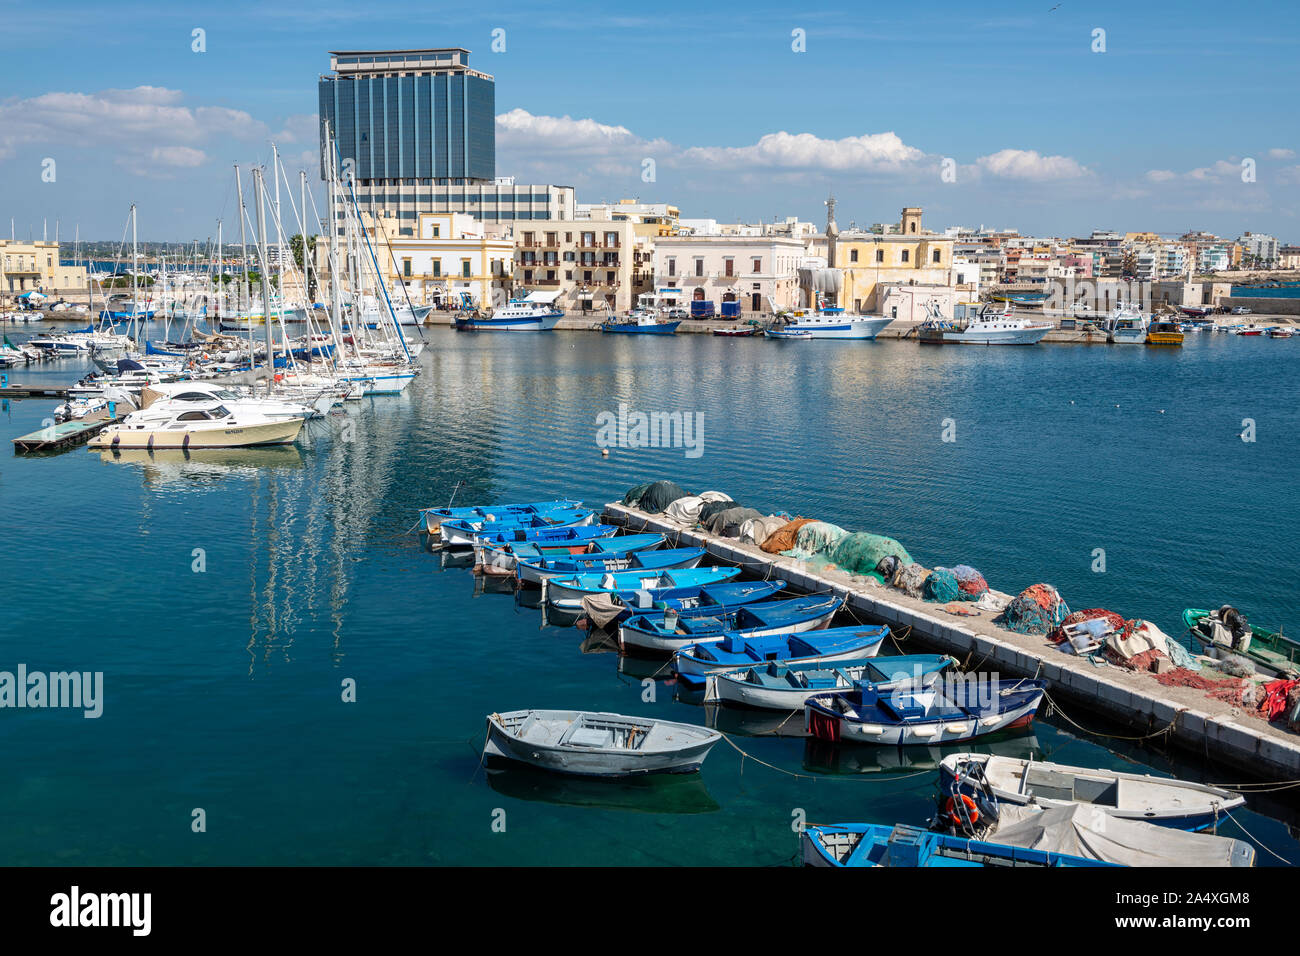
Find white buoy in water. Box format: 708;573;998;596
601;448;609;457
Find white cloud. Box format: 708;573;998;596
1268;148;1295;159
150;146;207;168
976;149;1089;181
678;130;926;171
496;108;640;152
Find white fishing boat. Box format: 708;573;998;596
455;293;563;332
782;308;892;340
939;753;1245;831
918;302;1051;345
88;400;305;450
1106;303;1149;344
484;709;722;776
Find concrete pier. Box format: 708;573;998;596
603;502;1300;782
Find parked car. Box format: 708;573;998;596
665;308;689;320
1231;306;1252;315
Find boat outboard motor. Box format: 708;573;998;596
1220;606;1251;652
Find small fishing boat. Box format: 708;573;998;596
939;753;1243;831
419;498;584;536
917;303;1051;345
483;710;721;776
1106;304;1149;344
490;532;664;573
705;654;954;708
576;579;789;624
712;326;755;337
469;523;618;551
673;625;889;678
801;822;1116;868
1267;327;1294;338
513;547;704;587
781;309;892;340
618;594;843;654
455;294;563;332
1178;305;1215;318
1183;606;1300;677
601;310;681;335
545;566;742;610
764;327;812;341
1145;319;1185;346
1235;325;1265;336
440;507;596;549
805;679;1046;746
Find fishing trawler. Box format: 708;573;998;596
917;302;1051;345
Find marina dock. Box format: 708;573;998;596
12;414;120;454
603;501;1300;783
0;384;69;399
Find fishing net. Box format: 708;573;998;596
703;506;764;537
876;555;902;580
781;521;848;561
997;583;1070;634
761;517;815;553
637;480;691;513
924;568;972;603
949;564;989;597
891;563;932;598
697;498;738;524
829;533;912;578
622;482;654;507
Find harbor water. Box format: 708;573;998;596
1;327;1297;865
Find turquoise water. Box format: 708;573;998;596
1;327;1297;865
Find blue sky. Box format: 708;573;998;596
1;0;1296;242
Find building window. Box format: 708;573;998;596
402;259;412;278
875;249;884;263
933;249;941;263
695;259;704;277
462;260;471;278
901;250;909;263
850;249;858;263
752;257;761;273
667;258;675;276
433;261;441;277
724;259;734;277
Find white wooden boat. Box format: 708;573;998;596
484;710;721;776
939;753;1244;830
705;654;955;709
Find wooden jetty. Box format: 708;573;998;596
13;414;120;454
603;501;1300;782
0;384;69;399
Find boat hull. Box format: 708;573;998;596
784;316;892;339
617;601;839;654
89;417;304;450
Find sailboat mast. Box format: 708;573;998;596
253;168;276;396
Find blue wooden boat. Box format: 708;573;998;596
468;524;619;559
801;823;1117;868
514;547;705;587
672;625;889;679
805;679;1047;746
705;654;956;709
617;594;843;654
440;507;595;548
764;327;813;340
420;498;584;535
487;532;665;576
601;317;681;335
545;566;742;610
568;579;787;624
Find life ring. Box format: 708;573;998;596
943;794;979;826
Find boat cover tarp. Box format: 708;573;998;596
702;506;764;538
663;491;731;524
781;521;848;561
761;517;816;554
798;267;844;295
1109;620;1171;661
624;480;690;513
830;533;911;578
580;593;627;630
997;584;1070;635
989;804;1251;868
739;515;788;547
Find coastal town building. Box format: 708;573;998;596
0;239;89;295
1238;232;1279;266
318;49;573;232
513;219;651;313
576;200;679;239
834;208;955;313
652;234;804;314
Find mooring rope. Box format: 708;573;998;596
1041;688;1180;742
1221;806;1292;865
718;731;933;784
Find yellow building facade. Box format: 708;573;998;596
834;209;954;312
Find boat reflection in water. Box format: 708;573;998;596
92;444;304;483
802;729;1042;776
700;702;809;738
485;762;720;815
